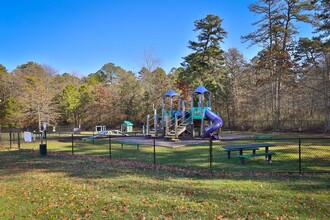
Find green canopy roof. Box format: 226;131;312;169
123;121;133;126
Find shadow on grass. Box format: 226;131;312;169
0;149;127;179
1;149;329;194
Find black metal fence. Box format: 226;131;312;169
1;129;329;174
212;138;330;174
0;128;22;149
225;120;327;133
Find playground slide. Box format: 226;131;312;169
203;109;223;139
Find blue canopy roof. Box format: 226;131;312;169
193;85;209;94
164;89;179;98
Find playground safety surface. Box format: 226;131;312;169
112;134;251;148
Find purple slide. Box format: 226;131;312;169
203;109;223;139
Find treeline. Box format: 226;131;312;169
0;0;329;133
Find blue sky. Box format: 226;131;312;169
0;0;314;76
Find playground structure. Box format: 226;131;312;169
145;85;223;140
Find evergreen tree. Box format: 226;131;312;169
293;0;330;132
180;14;228;108
314;0;330;45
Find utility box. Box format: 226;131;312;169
121;121;133;132
39;144;47;156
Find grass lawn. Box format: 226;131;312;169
0;148;329;219
6;134;330;174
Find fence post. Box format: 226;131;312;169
9;129;12;149
109;135;112;159
71;134;74;155
18;130;20;149
209;137;213;174
146;114;150;136
175;115;178;139
299;138;301;174
153;138;156;165
58;127;60;142
45;130;47;145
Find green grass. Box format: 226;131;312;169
3;133;330;174
0;149;329;219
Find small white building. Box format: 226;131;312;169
121;121;133;132
95;125;106;132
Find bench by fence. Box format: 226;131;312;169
236;152;276;164
118;141;141;150
254;135;272;139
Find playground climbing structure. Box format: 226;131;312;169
145;85;223;139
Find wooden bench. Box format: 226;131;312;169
236;152;276;164
254;135;272;139
118;142;141;150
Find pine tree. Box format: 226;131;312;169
242;0;314;130
180;14;228;96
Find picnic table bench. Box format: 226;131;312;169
254;135;273;139
222;143;276;163
118;141;141;150
236;152;276;164
223;145;259;159
82;137;96;141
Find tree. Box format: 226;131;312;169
140;49;162;74
116;71;144;124
180;14;227;86
0;65;21;128
180;14;228;112
85;83;113;127
0;65;8;127
292;0;330;132
313;0;330;45
84;62;144;127
88;63;126;84
242;0;315;130
139;66;171;113
224;48;247;128
53;84;91;126
0;64;14;106
12;62;56;130
52;72;81;92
